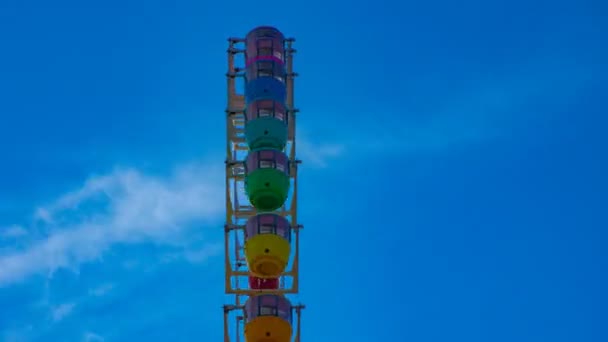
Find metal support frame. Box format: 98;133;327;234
224;35;304;342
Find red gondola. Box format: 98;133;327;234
249;275;279;290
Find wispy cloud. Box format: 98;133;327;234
1;225;28;238
300;60;597;160
374;68;574;153
297;138;345;169
0;161;224;287
83;332;105;342
51;302;75;322
88;283;115;297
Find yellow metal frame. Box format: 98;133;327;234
224;36;303;342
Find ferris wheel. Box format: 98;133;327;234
224;26;303;342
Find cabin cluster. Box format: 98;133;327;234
242;26;294;342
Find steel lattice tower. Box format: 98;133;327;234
223;27;303;342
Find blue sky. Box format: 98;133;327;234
0;0;607;341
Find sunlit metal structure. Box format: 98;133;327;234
224;26;303;342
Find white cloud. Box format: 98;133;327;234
182;242;224;263
34;208;53;225
299;61;596;160
89;283;115;297
83;332;105;342
1;225;28;238
158;243;223;264
0;161;225;287
297;138;345;169
51;302;75;322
